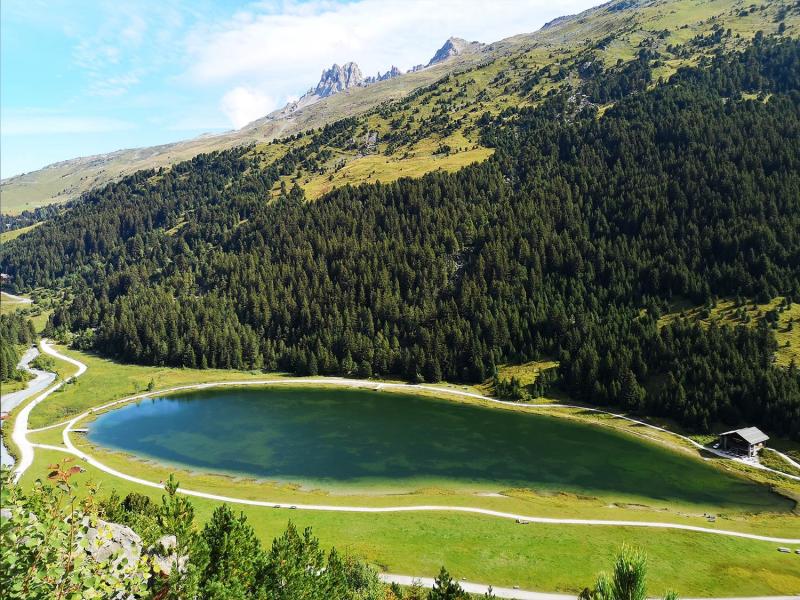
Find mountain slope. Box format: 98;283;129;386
3;21;800;439
4;0;796;215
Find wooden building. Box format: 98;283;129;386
718;427;769;457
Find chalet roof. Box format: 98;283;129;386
720;426;769;445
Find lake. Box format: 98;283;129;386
87;386;790;510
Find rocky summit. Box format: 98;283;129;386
314;62;364;97
426;36;484;66
365;65;402;84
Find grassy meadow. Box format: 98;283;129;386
17;446;800;596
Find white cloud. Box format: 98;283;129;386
180;0;600;126
185;0;600;88
220;86;277;128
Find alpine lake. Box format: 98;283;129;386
86;386;792;512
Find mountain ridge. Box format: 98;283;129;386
2;0;797;215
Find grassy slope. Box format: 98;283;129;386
4;0;798;214
259;0;800;202
22;345;800;509
1;290;56;332
0;58;463;214
0;222;42;242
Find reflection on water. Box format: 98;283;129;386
87;386;787;510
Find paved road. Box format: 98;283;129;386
1;346;55;467
380;573;572;599
12;339;85;481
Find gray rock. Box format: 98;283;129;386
427;37;484;67
149;534;188;576
314;62;364;98
79;517;142;567
365;65;402;84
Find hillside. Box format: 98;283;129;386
3;0;797;215
0;34;484;214
3;0;800;444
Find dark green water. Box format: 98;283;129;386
87;386;788;510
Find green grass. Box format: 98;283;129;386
761;449;800;477
0;292;30;314
11;343;800;595
299;133;493;200
0;222;42;242
659;296;800;367
1;375;31;395
19;447;800;596
0;291;53;332
79;385;793;513
26;346;800;511
6;0;797;215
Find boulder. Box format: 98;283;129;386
149;534;188;576
79;517;142;567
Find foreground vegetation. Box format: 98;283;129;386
1;466;780;599
3;2;800;595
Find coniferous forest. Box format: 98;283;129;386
0;312;35;382
2;37;799;438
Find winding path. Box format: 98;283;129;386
10;342;798;544
377;574;800;600
10;342;800;597
11;339;85;482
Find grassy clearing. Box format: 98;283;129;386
0;290;54;333
18;448;800;596
474;360;560;397
0;292;30;314
293;135;492;201
761;449;800;478
16;345;798;528
0;222;42;243
659;296;799;367
12;341;800;595
64;433;799;538
2;378;31;395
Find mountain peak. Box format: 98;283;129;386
364;65;402;84
427;36;484;67
314;62;364;98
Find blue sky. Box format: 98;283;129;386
1;0;599;179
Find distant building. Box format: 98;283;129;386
718;427;769;457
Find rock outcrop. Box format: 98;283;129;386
365;65;402;84
427;37;484;66
149;534;188;576
79;517;142;568
313;62;364;98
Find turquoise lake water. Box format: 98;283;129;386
86;386;790;510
